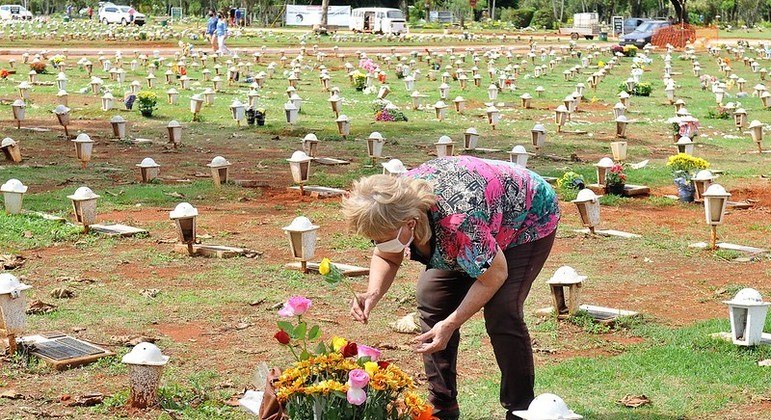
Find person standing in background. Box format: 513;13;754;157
88;6;93;20
216;12;231;56
206;10;218;53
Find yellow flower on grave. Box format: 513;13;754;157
319;258;331;275
364;361;379;377
331;336;348;352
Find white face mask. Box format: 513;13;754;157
375;226;413;254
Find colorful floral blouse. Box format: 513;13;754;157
406;156;560;278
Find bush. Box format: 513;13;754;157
500;7;534;28
531;10;555;30
29;61;47;74
622;45;638;57
618;81;652;96
137;91;158;117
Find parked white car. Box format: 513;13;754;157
0;4;33;20
98;3;145;25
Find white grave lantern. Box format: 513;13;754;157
613;102;626;119
230;100;246;126
723;288;770;347
486;106;500;130
189;94;204;118
68;186;100;231
207;156;231;187
284;101;299;124
434;135;454;158
403;75;414;91
554;105;569;132
328;94;342;117
511;393;583;420
101;92;114;111
453;96;466;113
377;85;391;100
1;138;22;163
546;266;587;318
72;133;94;169
676;136;694;155
212;76;223;92
665;84;675;104
166;88;178;105
287;151;312;193
610;141;628;162
438;83;450;100
464;127;480;150
692;169;715;203
509;145;533;167
749;120;764;153
56;72;68;91
27;69;37;84
302;133;320;158
136;158;160;183
531;124;546;150
520;93;532;109
411;91;426;110
487;83;499;100
170;203;198;251
703;183;731;249
618;91;630;108
572;189;602;234
53;105;71;137
1;179;28;214
167;120;182;147
282;216;319;273
367;132;386;159
0;273;32;354
11;100;25;129
57;90;69;107
336;114;351;138
382;159;407;176
594;157;614;186
733;108;748;129
714;87;725;105
289;93;303;111
615;115;629;138
202;88;215;107
122;342;170;409
434;101;448;121
90;77;103;95
535;86;545;97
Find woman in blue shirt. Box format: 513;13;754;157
206;10;218;53
216;12;231;56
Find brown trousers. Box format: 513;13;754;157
416;230;556;420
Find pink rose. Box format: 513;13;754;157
348;369;370;389
346;387;367;406
277;296;312;317
357;344;381;361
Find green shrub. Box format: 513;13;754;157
531;10;556;30
500;7;535;28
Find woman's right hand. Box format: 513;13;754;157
350;291;379;324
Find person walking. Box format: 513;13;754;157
206;10;218;53
216;13;231;56
343;156;560;420
87;6;93;20
128;5;136;24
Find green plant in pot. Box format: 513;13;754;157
667;153;709;202
605;164;627;195
137;91;158;118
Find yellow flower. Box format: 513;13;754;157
319;258;331;275
331;336;348;352
364;361;379;377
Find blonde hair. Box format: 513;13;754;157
342;175;436;246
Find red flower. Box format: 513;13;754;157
274;330;290;345
377;361;390;369
342;342;358;358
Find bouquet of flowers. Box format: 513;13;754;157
50;54;65;69
0;69;9;79
352;70;367;91
359;58;377;73
137;91;158;117
372;100;408;122
272;292;433;420
29;61;48;74
666;153;709;181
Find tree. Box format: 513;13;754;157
670;0;688;23
320;0;329;32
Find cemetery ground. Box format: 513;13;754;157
1;33;771;418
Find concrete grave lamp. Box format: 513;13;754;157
11;100;25;129
554;105;569;132
207;156;231;187
723;288;770;347
57;89;69;107
453;96;466;113
328;93;342;117
56;72;67;91
1;179;28;214
733;108;748;129
53;105;71;137
520;93;533;109
434;101;448;121
1;138;22;163
749;120;765;153
122;342;169;408
287;151;312;194
594;157;614;186
230;99;246;127
336;114;351;138
167;120;182;147
284;101;299;125
511;393;583;420
615;115;629;138
509;145;534;167
610;141;627;162
110;115;127;139
486;106;501;130
101;92;114;111
302;133;320;158
546;266;587;319
382;159;407;176
434;135;455;158
702;183;731;250
367;132;386;161
572;189;602;234
691;170;715;203
68;186;100;232
283;216;319;273
136;158;160;183
676;136;694;155
0;273;32;355
72;133;94;169
488;83;499;100
613;102;626;119
170;202;198;255
531;124;547;151
464;127;480;150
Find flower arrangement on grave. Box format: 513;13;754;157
271;293;434;420
50;55;65;69
556;172;585;191
611;45;624;56
667;153;709;202
0;69;8;79
622;45;638;57
618;81;652;96
352;70;367;91
597;60;606;68
372;100;408;122
699;75;717;90
137;91;158;117
29;61;47;74
359;58;377;73
605;164;627;195
706;106;731;120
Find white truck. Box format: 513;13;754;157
559;13;600;40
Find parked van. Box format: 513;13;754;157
0;4;33;20
349;8;406;35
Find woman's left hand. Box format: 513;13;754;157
413;320;456;354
